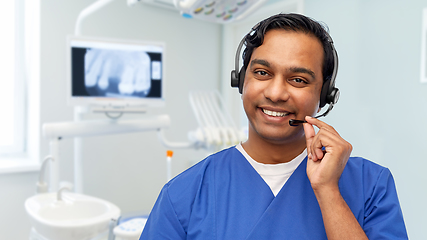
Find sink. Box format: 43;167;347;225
25;191;120;240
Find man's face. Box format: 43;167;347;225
242;29;324;145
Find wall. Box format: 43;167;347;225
305;0;427;238
0;0;220;239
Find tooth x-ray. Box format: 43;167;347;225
84;49;154;96
69;37;164;107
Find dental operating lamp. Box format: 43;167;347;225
75;0;268;30
171;0;268;23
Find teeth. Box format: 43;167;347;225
262;109;289;117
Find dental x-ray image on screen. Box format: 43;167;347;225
68;36;165;108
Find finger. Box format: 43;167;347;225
304;116;344;161
303;118;325;161
303;122;316;160
303;123;326;162
304;116;338;135
310;130;333;160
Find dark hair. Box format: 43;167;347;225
242;13;335;84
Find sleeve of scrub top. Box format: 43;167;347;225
139;186;186;240
363;168;408;239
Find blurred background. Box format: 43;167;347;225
0;0;425;239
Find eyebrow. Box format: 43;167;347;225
250;59;270;68
289;67;316;79
250;58;316;79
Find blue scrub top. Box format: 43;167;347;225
140;147;408;239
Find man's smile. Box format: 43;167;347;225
262;108;291;117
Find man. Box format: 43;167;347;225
140;13;407;239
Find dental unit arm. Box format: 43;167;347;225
42;115;171;192
74;0;116;36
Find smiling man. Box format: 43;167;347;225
140;13;408;239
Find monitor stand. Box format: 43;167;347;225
91;105;147;114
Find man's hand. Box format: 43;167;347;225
303;116;352;191
303;116;368;240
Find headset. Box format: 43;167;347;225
230;18;340;126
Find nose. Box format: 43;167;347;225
263;76;290;103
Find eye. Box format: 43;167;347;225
291;78;308;84
252;69;272;80
255;70;269;76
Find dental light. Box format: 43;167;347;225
173;0;268;23
138;0;267;23
80;0;268;26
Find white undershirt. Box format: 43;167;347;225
236;143;307;197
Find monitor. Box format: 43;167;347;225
67;36;165;109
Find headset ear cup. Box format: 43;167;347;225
231;70;239;88
319;79;330;108
238;67;245;94
328;88;340;105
